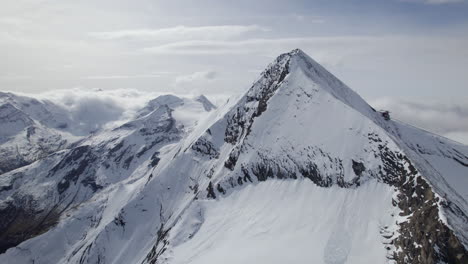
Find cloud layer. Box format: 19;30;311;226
33;88;165;133
371;97;468;145
89;25;268;41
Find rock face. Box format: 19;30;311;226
0;50;467;264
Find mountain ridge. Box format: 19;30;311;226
0;49;466;264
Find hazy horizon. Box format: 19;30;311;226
1;0;468;144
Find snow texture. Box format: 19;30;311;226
0;49;466;264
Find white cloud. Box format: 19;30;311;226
141;38;299;55
175;70;218;85
370;97;468;145
33;88;165;131
172;70;221;94
89;25;269;41
444;131;468;145
83;73;169;80
141;35;468;57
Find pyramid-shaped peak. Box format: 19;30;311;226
288;48;305;55
245;49;378;124
257;48;329;86
250;48;345;99
148;94;184;108
283;48;332;75
275;48;312;63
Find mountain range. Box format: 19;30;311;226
0;49;467;264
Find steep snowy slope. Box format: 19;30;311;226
168;180;397;264
0;49;466;264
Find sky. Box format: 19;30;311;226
1;0;468;144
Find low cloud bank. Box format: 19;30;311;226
371;97;468;145
17;88;226;134
35;88;164;133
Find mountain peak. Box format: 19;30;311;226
195;95;216;111
1;50;468;264
246;49;377;124
287;48;305;56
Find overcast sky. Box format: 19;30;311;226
1;0;468;143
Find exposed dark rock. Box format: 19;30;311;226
299;162;332;187
0;200;61;254
56;147;97;194
50;145;91;175
81;177;103;192
393;173;468;264
241;165;253;183
113;210;126;228
224;150;239;171
114;145;132;163
189;183;199;195
144;205;171;264
452;157;468;167
136;138;164;158
144;223;171;264
123;155;134;169
252;162;275;182
191;137;219;159
372;141;468;264
26;126;36;139
108;140;125;155
206;182;216;199
237;176;243;186
150;152;161;167
352;160;366;176
216;184;225;195
224;51;291;145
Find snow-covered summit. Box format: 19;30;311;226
246;48;379;121
137;94;185;118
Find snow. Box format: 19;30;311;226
388;120;468;200
168;180;396;264
0;49;466;264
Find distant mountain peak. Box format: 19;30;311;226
195;95;216;111
136;94;184;118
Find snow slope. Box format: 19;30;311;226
169;180;396;264
0;49;466;264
